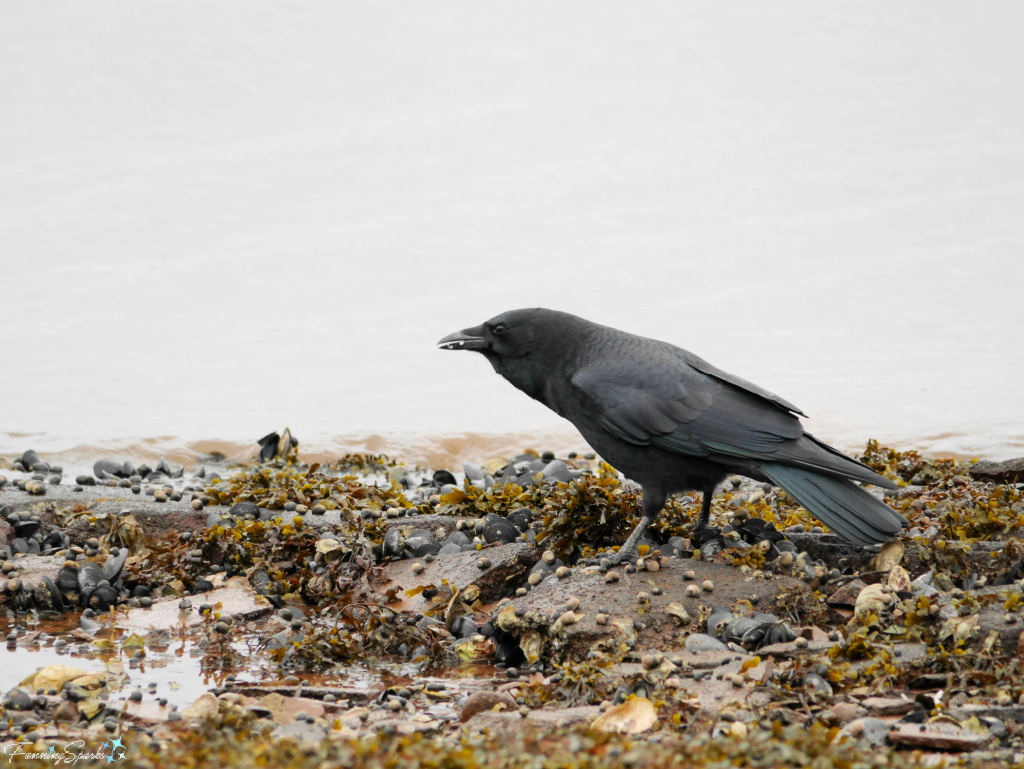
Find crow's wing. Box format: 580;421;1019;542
569;347;892;488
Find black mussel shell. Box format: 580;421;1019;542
93;458;124;479
34;576;64;613
494;636;525;667
530;559;558;578
443;530;471;547
775;539;796;554
760;621;797;646
133;585;151;598
250;570;270;594
193;579;213;594
207;511;231;528
450;616;479;639
382;527;404;559
56;566;80;592
695;534;727;558
403;536;440;559
86;583;119;611
707;607;734;640
20;450;41;469
13;583;34;612
483;519;520;545
13;520;40;539
42;530;70;551
432;469;457;488
724;616;769;646
11;538;29;555
103;549;128;582
506;509;532;532
438;543;461;556
155;458;172;476
121;461;136;478
77;562;105;595
665;536;688;557
257;432;281;462
230;501;260;518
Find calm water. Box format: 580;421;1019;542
2;2;1023;469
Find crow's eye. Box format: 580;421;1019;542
492;323;508;336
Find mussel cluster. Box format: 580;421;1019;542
436;451;582;495
7;450;61;476
0;506;69;557
687;516;797;562
705;604;798;650
0;506;135;614
88;456;183;484
382;509;537;562
3;548;130;615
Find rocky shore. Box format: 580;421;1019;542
1;437;1023;768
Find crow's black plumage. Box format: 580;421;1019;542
438;308;906;561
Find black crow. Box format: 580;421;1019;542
438;308;906;563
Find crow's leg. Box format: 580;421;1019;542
599;488;666;566
694;486;714;531
691;485;726;552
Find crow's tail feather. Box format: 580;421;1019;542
761;463;908;547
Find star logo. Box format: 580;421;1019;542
101;734;127;762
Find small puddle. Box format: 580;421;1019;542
1;613;500;716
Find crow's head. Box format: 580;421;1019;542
438;308;581;401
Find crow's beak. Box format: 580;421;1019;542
437;325;489;351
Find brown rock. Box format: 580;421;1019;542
862;696;915;716
967;457;1024;484
591;697;657;734
459;691;517;722
827;701;868;725
365;542;539;611
827;579;867;608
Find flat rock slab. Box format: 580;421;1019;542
116;587;274;632
3;554;63;584
968;457;1024;484
0;484;207;539
105;699;174;723
362;542;539;611
507;557;811;660
463;705;600;735
888;721;992;751
863;696;916;716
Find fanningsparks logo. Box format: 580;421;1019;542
3;734;126;764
